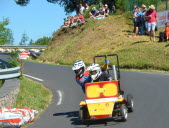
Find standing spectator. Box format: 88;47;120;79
79;4;85;14
84;3;90;11
145;5;157;42
141;4;148;35
134;7;143;36
105;4;110;17
132;4;138;33
165;22;169;42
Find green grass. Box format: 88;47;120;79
0;80;3;88
30;11;169;73
14;77;52;127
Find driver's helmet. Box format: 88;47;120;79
72;60;86;77
88;63;101;80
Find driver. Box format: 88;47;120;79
72;60;92;93
87;63;112;82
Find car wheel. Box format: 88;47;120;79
127;94;134;112
120;104;128;122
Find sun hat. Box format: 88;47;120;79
142;4;146;8
105;4;108;6
149;4;155;10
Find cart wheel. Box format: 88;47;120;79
79;107;84;120
127;94;134;112
120;104;128;122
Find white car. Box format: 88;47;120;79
29;49;40;52
0;48;6;52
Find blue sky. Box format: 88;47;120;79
0;0;75;45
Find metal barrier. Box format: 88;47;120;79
0;66;21;80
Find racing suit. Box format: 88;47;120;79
75;69;92;93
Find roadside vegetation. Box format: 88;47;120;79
14;77;52;127
35;12;169;72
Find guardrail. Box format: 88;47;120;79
0;66;21;80
0;45;46;49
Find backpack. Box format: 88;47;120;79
158;32;166;42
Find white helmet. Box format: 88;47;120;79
88;63;101;80
72;60;86;77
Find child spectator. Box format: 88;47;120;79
165;22;169;42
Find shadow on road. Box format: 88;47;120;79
53;111;121;127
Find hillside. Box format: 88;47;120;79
37;13;169;71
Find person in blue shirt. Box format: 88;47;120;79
134;7;143;36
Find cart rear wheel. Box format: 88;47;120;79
120;104;128;122
127;94;134;112
79;107;84;120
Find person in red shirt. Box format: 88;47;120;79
78;13;85;22
145;5;157;42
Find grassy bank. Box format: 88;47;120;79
34;13;169;72
14;77;52;127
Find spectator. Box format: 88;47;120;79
79;4;85;14
89;12;95;19
165;22;169;42
91;7;99;17
98;3;103;11
99;6;105;16
111;5;116;14
145;5;157;42
105;4;110;17
78;13;85;22
84;3;90;11
132;4;138;33
141;4;148;35
130;7;142;37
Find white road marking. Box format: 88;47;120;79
56;90;62;105
23;74;44;81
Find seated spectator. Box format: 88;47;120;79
91;7;99;17
79;4;85;14
78;13;85;22
84;3;90;11
99;6;105;16
111;5;116;13
105;4;110;16
89;12;96;19
98;3;103;11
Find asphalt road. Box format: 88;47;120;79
22;61;169;128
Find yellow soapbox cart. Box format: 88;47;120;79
79;54;134;124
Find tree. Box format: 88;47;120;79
32;36;51;45
29;39;34;45
14;0;100;14
19;32;29;45
0;18;14;45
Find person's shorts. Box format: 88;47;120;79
136;21;142;27
148;22;156;31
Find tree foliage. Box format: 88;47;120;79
32;36;51;45
0;18;14;45
19;32;29;45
